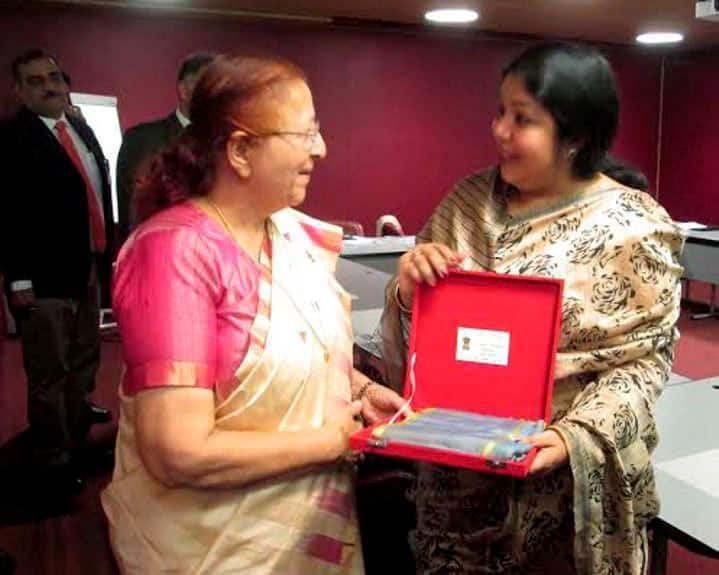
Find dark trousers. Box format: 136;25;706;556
18;286;99;465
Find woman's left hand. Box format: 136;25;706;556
361;383;406;425
526;429;569;475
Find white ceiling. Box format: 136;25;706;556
36;0;719;49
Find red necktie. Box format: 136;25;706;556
55;120;106;253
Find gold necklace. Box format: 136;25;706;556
205;199;266;260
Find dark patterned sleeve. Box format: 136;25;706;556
415;190;463;247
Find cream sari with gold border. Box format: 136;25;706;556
102;209;363;575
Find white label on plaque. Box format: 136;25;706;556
456;327;510;366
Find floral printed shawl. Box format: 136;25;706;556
381;168;685;575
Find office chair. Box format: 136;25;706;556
375;215;404;236
329;220;364;237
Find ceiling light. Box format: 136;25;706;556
425;8;479;24
636;32;684;45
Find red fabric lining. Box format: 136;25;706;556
407;270;562;422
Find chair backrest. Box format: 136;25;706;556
329;220;364;237
376;215;405;237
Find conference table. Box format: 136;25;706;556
650;377;719;574
340;235;415;274
682;228;719;284
681;228;719;318
336;257;391;338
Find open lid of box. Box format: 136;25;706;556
405;270;563;423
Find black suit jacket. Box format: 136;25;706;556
0;107;114;299
116;112;183;239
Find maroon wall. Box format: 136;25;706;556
659;52;719;225
0;5;662;234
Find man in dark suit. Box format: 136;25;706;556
0;49;114;492
116;52;214;239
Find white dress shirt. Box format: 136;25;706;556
175;108;190;128
39;113;105;212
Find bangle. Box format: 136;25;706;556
394;283;412;314
354;380;372;401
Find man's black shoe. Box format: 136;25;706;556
0;549;16;575
87;402;112;424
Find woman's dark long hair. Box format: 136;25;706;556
134;55;307;221
502;43;647;190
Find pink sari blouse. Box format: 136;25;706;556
112;202;262;396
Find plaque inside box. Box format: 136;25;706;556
349;269;563;478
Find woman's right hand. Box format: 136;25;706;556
323;399;363;461
397;242;464;308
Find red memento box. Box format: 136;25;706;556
349;270;563;477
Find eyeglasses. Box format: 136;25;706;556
229;119;322;151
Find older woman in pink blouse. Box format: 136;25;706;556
102;55;403;575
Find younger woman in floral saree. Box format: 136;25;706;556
102;55;403;574
382;44;684;575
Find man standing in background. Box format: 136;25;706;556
0;49;114;494
116;52;214;240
